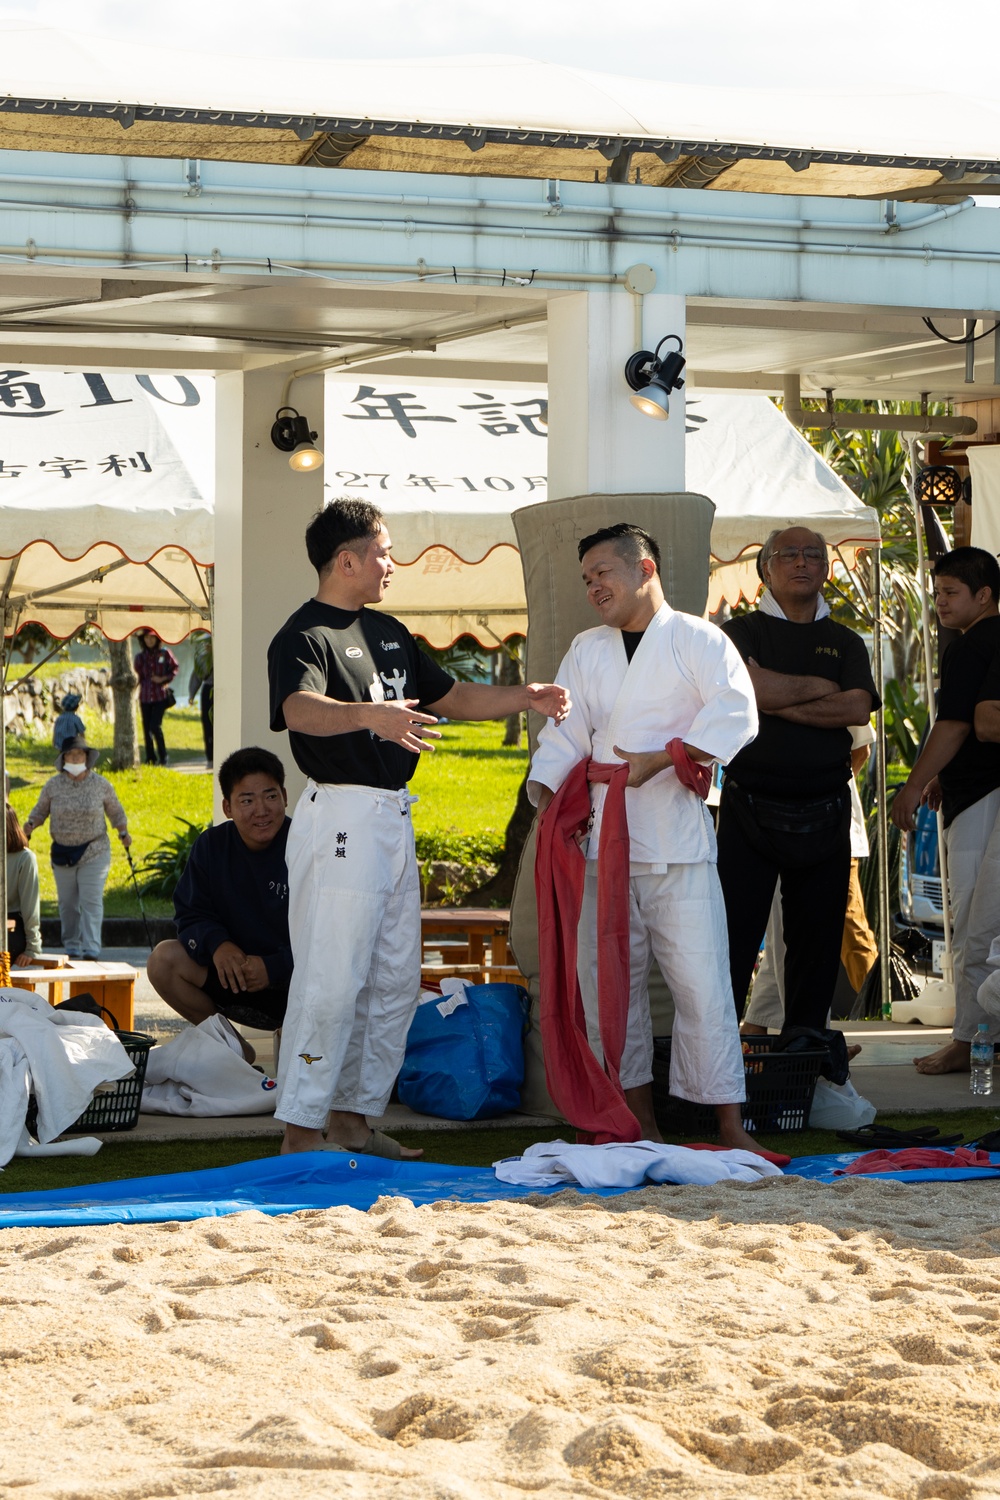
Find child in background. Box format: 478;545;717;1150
52;693;85;751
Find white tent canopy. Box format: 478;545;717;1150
320;379;879;642
0;371;213;644
1;23;997;169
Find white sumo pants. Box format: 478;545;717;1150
947;787;1000;1043
576;862;746;1106
275;781;421;1130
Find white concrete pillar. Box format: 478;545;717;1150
213;368;324;813
547;289;686;499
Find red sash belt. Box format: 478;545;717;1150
535;757;636;1143
534;740;711;1144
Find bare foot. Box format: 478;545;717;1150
715;1103;769;1157
624;1083;664;1143
280;1124;328;1154
914;1039;971;1075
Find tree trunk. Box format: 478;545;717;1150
500;641;523;748
467;773;534;906
108;638;139;771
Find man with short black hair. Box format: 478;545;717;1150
146;746;292;1061
893;546;1000;1074
268;498;569;1158
717;525;878;1034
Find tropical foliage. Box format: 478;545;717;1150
802;397;953;705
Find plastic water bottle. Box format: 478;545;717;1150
970;1024;994;1097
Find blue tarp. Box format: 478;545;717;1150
0;1152;617;1228
3;1150;1000;1229
786;1151;1000;1184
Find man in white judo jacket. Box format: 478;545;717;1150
268;498;569;1159
527;523;759;1147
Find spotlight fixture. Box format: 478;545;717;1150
624;335;686;421
270;407;324;472
914;465;963;508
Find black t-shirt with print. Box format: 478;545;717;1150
721;612;879;798
937;614;1000;826
268;600;455;788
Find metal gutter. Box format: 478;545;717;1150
0;169;975;234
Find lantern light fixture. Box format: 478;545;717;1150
915;465;964;508
624;334;686;421
270;407;324;472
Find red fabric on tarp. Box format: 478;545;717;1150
666;738;712;799
535;758;640;1144
685;1142;792;1168
845;1147;993;1175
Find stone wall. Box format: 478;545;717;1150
2;666;112;739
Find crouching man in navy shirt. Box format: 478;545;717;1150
147;747;292;1062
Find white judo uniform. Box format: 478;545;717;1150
528;602;758;1104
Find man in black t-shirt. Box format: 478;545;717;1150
267;498;570;1159
892;547;1000;1074
717;526;878;1032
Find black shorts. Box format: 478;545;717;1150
201;966;289;1031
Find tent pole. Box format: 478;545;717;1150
907;438;955;991
871;546;892;1020
0;556;20;987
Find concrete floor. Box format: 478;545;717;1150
92;948;1000;1143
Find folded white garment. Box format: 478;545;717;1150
142;1014;278;1116
0;1037;31;1169
0;989;135;1156
492;1139;783;1190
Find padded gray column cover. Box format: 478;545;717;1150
509;492;715;1117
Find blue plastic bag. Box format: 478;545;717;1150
398;983;531;1120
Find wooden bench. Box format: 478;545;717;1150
8;959;137;1031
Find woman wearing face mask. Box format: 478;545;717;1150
134;627;179;767
23;736;132;960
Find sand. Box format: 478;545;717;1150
3;1175;1000;1499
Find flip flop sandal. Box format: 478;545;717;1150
836;1124;964;1149
967;1128;1000;1152
356;1129;405;1160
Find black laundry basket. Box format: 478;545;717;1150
652;1034;826;1135
26;1031;156;1137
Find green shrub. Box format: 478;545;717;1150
137;816;210;898
413;829;504;867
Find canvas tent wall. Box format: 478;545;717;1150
320;380;880;642
0;370;212;646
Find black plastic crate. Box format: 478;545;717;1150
27;1032;156;1137
652;1034;826;1135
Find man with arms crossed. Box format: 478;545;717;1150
717;526;878;1033
268;499;569;1157
893;547;1000;1074
528;523;759;1148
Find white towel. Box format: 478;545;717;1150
493;1139;783;1190
141;1014;278;1116
0;989;135;1155
0;1038;31;1168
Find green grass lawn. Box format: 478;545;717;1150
409;717;527;856
2;1109;997;1197
3;716;525;918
